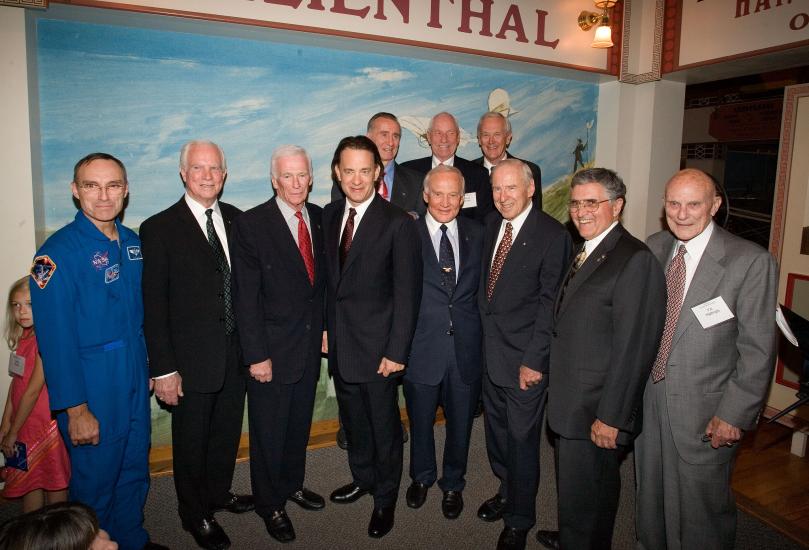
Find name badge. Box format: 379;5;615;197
8;353;25;377
692;296;734;329
463;192;477;208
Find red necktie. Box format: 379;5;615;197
486;222;513;301
378;176;389;200
339;207;356;270
295;211;315;285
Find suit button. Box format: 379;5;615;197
218;292;224;298
305;324;311;330
448;304;453;309
552;331;557;338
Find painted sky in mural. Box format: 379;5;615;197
37;18;598;231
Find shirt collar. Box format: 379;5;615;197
276;197;308;224
184;192;221;220
678;220;714;258
432;155;455;168
425;211;458;238
584;221;619;256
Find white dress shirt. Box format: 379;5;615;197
432;155;456;168
184;193;231;266
672;221;715;303
491;203;532;268
340;193;375;239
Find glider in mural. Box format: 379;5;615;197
487;88;519;118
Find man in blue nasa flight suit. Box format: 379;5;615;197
30;153;166;550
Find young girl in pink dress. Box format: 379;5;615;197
1;276;70;512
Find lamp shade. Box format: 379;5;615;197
592;24;613;48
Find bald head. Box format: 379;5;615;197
663;169;721;242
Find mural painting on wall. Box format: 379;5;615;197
36;18;598;447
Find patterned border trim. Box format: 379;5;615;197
619;0;664;84
0;0;48;8
769;84;809;262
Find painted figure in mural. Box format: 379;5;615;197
477;159;570;550
229;145;327;544
331;112;426;218
473;111;543;211
29;153;166;550
635;168;778;550
573;138;588;173
141;140;252;550
401;112;493;221
536;168;666;550
403;165;483;521
323;136;422;539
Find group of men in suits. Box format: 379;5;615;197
29;106;777;550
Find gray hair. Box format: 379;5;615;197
179;140;227;171
422;164;466;194
427;112;459;134
271;145;312;178
491;158;533;187
571;168;626;202
476;111;511;135
367;112;399;132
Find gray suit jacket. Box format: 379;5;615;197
646;224;777;464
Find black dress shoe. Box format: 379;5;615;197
367;506;395;538
477;494;506;522
535;529;560;549
336;427;348;450
265;509;295;543
405;481;429;509
213;492;255;514
288;487;326;510
497;527;528;550
441;490;463;519
143;542;170;550
330;482;369;503
181;517;230;550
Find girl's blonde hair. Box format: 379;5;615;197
5;276;31;351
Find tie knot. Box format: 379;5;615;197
348;207;356;220
295;210;304;221
505;221;513;234
676;244;686;257
205;208;214;220
440;224;448;234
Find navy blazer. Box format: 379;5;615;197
400;155;493;221
229;198;326;385
323;194;422;383
407;216;483;386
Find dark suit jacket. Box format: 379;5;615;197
478;208;571;388
646;225;777;464
140;197;242;393
323;194;422;384
229;198;326;385
472;152;543;210
330;162;426;217
548;224;666;443
406;216;483;386
400;155;493;221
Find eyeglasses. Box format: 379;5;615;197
568;199;610;213
77;182;127;197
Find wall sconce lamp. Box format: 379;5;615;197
578;1;617;48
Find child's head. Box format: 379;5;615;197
0;501;115;550
5;276;32;351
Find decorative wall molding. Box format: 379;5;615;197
0;0;48;8
619;0;664;84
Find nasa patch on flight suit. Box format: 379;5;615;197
105;264;120;284
30;255;57;289
127;245;142;261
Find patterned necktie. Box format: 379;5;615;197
439;224;456;295
295;211;315;285
339;207;356;270
556;244;587;314
651;244;687;382
486;221;513;301
205;209;235;335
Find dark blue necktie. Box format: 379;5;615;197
439;224;456;295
